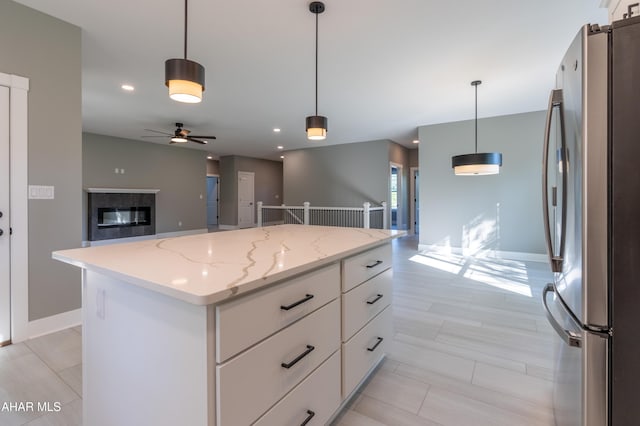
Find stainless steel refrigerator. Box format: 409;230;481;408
541;16;640;426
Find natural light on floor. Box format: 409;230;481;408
409;252;533;297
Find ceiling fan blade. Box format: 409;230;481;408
188;138;208;144
189;135;217;140
144;129;172;136
141;135;171;138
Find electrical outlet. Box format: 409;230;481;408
114;168;119;174
178;221;182;227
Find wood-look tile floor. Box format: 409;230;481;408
0;235;556;426
333;236;556;426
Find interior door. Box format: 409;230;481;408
206;176;218;226
237;171;255;229
0;85;10;345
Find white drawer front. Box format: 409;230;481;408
342;244;391;292
216;263;340;362
342;269;392;342
217;300;340;426
253;350;341;426
342;306;392;398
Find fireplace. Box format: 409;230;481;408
98;207;151;228
87;189;158;241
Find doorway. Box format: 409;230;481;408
410;167;419;234
0;85;9;345
206;176;219;230
0;72;29;344
237;171;255;228
390;163;403;230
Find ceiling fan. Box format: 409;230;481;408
142;123;216;145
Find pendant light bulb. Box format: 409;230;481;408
306;2;327;141
165;0;205;103
451;80;502;175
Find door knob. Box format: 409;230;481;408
0;229;3;236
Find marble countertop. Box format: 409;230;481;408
53;225;403;305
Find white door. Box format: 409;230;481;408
237;171;255;228
0;86;10;345
413;169;419;234
206;176;218;226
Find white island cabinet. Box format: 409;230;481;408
52;225;401;426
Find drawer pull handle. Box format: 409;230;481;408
281;294;314;311
367;337;384;352
366;294;384;305
281;345;315;369
300;409;315;426
366;260;383;269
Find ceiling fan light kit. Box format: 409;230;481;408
165;0;205;103
305;1;328;141
451;80;502;176
143;122;216;145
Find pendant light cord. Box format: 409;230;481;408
184;0;188;60
314;11;319;115
474;82;478;153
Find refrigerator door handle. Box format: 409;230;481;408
542;89;567;273
542;283;582;348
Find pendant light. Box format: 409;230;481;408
451;80;502;175
306;1;328;141
165;0;205;103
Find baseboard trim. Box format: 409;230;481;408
417;244;547;263
27;308;81;340
218;224;239;230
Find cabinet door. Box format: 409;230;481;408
342;244;391;292
342;269;392;342
253;351;341;426
342;306;392;398
216;263;339;362
217;300;340;426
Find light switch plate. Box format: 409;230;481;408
28;185;55;199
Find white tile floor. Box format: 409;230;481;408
0;235;557;426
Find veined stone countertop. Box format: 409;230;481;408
53;225;403;305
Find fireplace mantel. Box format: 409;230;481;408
86;188;160;194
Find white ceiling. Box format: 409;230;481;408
15;0;607;160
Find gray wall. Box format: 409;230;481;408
219;156;283;226
207;159;219;176
83;133;207;237
284;140;389;206
283;139;410;228
409;148;419;168
418;110;546;254
0;1;82;321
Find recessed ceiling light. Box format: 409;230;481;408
273;128;281;133
277;145;284;150
207;155;213;160
121;84;135;91
412;139;419;144
280;155;284;159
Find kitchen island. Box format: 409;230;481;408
53;224;402;426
